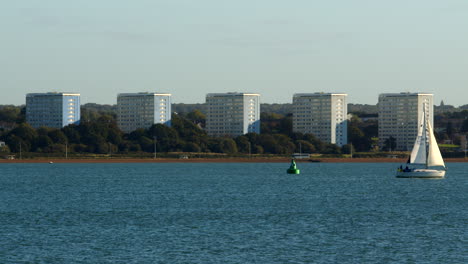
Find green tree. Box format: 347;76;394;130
234;136;251;153
34;135;53;152
5;124;37;152
5;135;29;152
138;136;154;152
48;129;68;144
0;106;22;123
44;143;66;153
253;144;264;154
107;129;123;145
208;138;224;153
445;121;455;140
0;144;10;153
278;114;293;136
172;113;206;138
128;128;146;141
348;115;373;151
302;133;325;152
323;144;341;154
461;118;468;132
258;134;278;154
72;144;87;153
62;125;81;143
220;138;238;154
186;109;206;124
341;144;355;155
128;143;142;152
274;134;295;154
348;126;370;152
260;112;285;134
148;124;180;152
183;142;201;152
383;136;397;151
9;123;37;142
296;140;316;153
36;127;53;136
91;137;109;154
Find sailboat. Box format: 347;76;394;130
396;106;446;178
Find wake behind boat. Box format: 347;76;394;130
396;105;446;179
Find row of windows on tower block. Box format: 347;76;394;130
205;93;259;137
116;94;172;132
119;116;167;119
119;111;167;115
26;93;80;129
119;106;167;110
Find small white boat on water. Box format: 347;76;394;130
396;106;446;179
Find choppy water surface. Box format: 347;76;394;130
0;162;466;263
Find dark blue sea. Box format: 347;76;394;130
0;162;466;263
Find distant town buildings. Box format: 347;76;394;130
16;91;447;151
378;93;433;151
117;93;172;133
292;93;348;147
26;92;80;128
205;92;260;137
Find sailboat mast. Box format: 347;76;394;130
424;104;429;169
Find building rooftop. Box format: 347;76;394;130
379;92;433;97
206;92;260;97
27;92;80;97
293;93;347;97
118;93;172;97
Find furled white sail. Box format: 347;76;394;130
426;120;445;168
410;113;427;164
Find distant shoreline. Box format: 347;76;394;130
1;157;467;163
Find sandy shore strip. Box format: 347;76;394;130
1;157;467;163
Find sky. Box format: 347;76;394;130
1;0;468;106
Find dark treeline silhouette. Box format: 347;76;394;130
1;103;468;156
0;112;344;156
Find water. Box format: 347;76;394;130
0;162;466;263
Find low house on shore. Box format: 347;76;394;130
4;155;15;160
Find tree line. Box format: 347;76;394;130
1;103;467;157
0;112;345;157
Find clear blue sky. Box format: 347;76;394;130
1;0;468;106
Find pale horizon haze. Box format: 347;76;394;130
1;0;468;106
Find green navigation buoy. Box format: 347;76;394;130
287;159;300;174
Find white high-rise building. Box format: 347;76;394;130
378;93;433;151
117;93;171;133
206;93;260;137
26;92;81;128
292;93;348;147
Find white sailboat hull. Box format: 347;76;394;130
396;169;445;179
